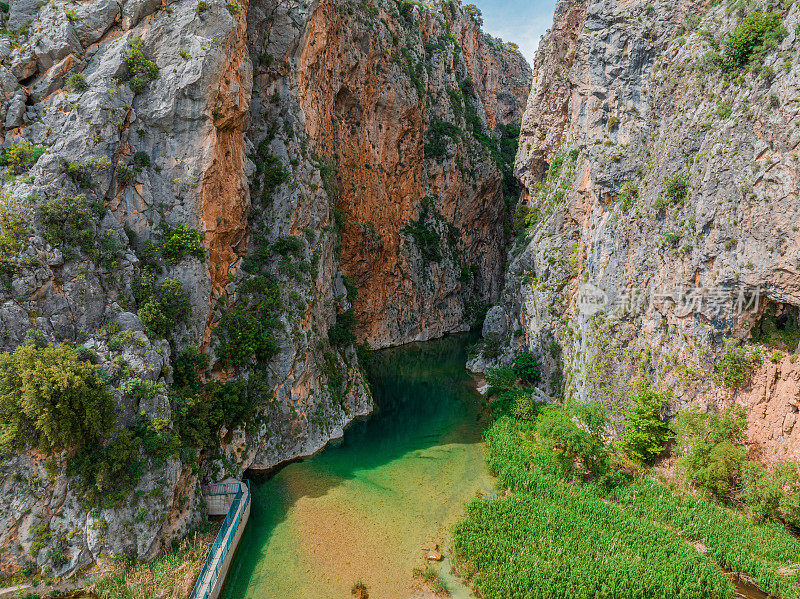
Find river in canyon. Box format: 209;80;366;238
220;333;493;599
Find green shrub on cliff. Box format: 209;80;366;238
0;140;47;175
161;223;205;263
214;275;281;367
618;384;671;464
714;341;761;389
68;428;143;506
0;192;29;287
675;405;747;499
136;277;192;338
328;307;357;346
617;181;638;212
512;351;541;385
0;342;116;452
723;11;786;72
122;37;159;93
37;193;103;256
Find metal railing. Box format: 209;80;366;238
203;482;242;496
189;480;251;599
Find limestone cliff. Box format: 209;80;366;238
0;0;528;578
292;0;530;347
473;0;800;465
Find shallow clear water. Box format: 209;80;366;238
220;333;493;599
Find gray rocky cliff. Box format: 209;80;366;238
472;0;800;469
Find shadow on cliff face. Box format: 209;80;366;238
223;333;490;598
750;301;800;352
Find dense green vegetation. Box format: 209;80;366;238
122;37;159;93
603;479;800;598
170;349;259;454
0;342;116;452
675;405;748;499
713;342;761;389
0;192;29;288
618;384;671;464
741;460;800;527
0;140;47;174
135;276;192;339
723;11;786;72
69;428;146;505
214;274;281;368
37;193;103;257
161;223;205;263
455;353;800;599
454;417;735;599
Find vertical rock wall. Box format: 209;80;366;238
477;0;800;465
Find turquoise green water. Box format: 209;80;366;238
221;334;493;599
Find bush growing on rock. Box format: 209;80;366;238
618;383;671;464
0;140;47;175
161;223;205;263
271;235;303;257
512;351;541;385
485;365;538;420
64;72;89;93
122;37;159;93
714;341;761;389
68;428;143;506
402;199;446;263
37;193;103;256
675;405;747;499
119;376;161;402
617;181;638;212
0;192;29;285
513;203;539;232
133;150;150;167
214;275;281;367
723;11;786;72
66;161;91;187
662;174;688;205
0;342;116;452
328;307;356;346
136;277;191;338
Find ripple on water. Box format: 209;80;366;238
221;333;493;599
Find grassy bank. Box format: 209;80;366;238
453;415;800;599
88;530;216;599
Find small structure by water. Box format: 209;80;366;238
189;481;251;599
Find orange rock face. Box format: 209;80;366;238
199;1;253;344
296;0;531;347
737;357;800;465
